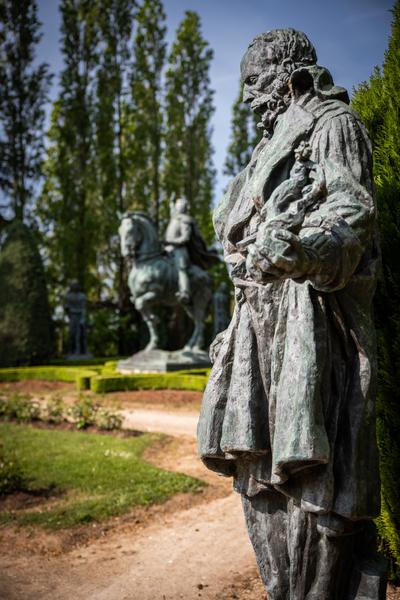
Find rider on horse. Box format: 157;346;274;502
164;197;219;304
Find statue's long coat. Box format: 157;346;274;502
197;91;380;521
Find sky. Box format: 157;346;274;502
37;0;394;204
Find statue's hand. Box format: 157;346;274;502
209;329;228;364
246;228;316;281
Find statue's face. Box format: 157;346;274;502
241;45;279;112
241;42;292;133
175;198;188;214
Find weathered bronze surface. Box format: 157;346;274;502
198;28;386;599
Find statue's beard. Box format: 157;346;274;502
250;77;292;136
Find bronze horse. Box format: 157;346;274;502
119;212;213;351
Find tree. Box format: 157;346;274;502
93;0;137;353
38;0;100;303
0;222;53;366
224;86;260;179
0;0;52;221
352;1;400;580
125;0;166;231
163;11;215;241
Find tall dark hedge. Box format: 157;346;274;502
352;1;400;581
0;222;53;366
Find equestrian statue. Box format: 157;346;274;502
119;199;219;352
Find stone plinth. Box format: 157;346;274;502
117;348;211;373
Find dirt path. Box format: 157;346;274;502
1;493;262;600
121;407;198;438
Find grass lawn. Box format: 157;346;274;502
0;423;204;529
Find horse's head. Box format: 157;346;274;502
118;212;160;260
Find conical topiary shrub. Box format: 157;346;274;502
0;222;54;366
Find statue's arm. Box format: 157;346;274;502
298;112;375;291
247;112;375;290
173;220;192;245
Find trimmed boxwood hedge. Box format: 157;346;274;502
90;372;208;394
0;366;99;390
0;364;209;393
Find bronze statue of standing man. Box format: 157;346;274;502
198;28;386;599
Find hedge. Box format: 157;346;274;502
90;372;208;394
0;364;209;393
0;366;99;391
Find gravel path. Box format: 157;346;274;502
120;407;199;438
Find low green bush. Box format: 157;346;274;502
0;366;99;391
68;396;123;430
0;364;209;394
0;394;40;422
90;372;208;394
44;397;65;424
96;409;123;431
0;443;25;496
68;396;99;429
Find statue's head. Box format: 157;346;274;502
69;280;81;293
175;197;189;215
241;28;317;133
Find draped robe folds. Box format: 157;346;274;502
197;93;380;523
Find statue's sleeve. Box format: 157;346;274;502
300;111;376;292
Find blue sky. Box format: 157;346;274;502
37;0;394;203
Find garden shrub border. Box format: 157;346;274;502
0;366;100;390
0;364;210;393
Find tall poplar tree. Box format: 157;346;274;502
352;1;400;579
224;87;260;179
94;0;136;330
39;0;99;301
0;0;51;222
163;11;215;241
125;0;166;231
95;0;135;230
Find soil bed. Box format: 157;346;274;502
0;380;74;394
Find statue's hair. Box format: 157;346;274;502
243;28;317;70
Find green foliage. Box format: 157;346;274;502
68;395;99;429
0;362;209;394
0;0;52;220
125;0;166;231
352;1;400;580
35;6;218;353
90;370;208;394
44;396;65;424
87;308;141;358
37;0;101;307
0;365;99;390
0;423;204;528
96;408;123;431
0;393;40;422
0;442;25;496
224;86;261;179
0;222;54;366
163;10;215;241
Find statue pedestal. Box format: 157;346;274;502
117;348;211;373
65;353;93;361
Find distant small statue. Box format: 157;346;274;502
213;282;231;338
65;281;88;356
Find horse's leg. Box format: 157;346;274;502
185;288;211;351
136;292;160;351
